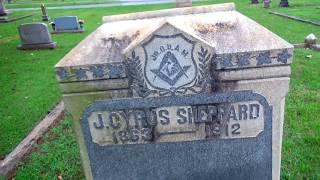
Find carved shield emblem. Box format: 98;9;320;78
143;34;197;91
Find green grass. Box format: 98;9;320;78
281;49;320;179
15;115;85;179
0;0;319;179
274;6;320;23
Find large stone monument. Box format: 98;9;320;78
55;3;293;180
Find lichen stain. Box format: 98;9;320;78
100;31;141;61
193;22;236;34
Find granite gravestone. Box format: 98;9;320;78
51;16;84;33
176;0;192;8
17;23;56;50
55;3;293;180
0;0;8;22
264;0;271;8
0;0;8;16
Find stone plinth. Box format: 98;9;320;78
55;3;293;180
176;0;192;8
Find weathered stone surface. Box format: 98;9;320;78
102;3;235;23
51;16;84;33
55;3;292;83
17;23;56;50
176;0;192;8
55;3;293;180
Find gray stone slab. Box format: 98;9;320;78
80;91;272;180
17;23;56;50
52;16;84;33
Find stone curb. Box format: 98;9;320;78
270;12;320;26
0;101;65;178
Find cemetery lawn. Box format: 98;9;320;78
0;0;318;179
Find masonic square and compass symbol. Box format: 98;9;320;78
150;51;191;86
143;34;197;91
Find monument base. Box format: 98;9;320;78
0;16;8;23
0;11;8;16
0;14;34;23
42;15;50;21
51;29;84;34
17;42;57;50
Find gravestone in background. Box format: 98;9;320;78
17;23;56;50
55;3;293;180
176;0;192;7
41;4;49;21
0;0;9;22
51;16;84;33
0;0;34;23
0;0;8;16
279;0;289;7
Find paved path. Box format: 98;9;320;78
8;0;178;11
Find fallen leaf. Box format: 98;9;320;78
57;175;63;180
306;54;313;59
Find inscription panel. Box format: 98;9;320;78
88;101;264;146
81;91;272;180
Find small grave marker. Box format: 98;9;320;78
279;0;289;7
17;23;56;50
264;0;271;8
51;16;84;33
